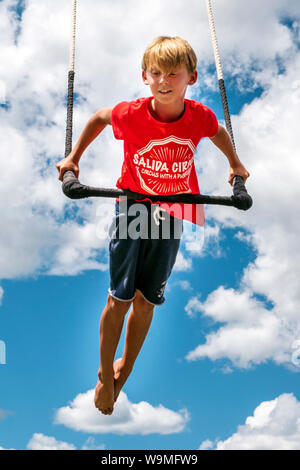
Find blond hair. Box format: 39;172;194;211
142;36;197;75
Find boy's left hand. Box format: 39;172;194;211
228;162;250;186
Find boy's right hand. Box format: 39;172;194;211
56;156;79;182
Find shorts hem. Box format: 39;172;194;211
136;288;164;307
108;289;136;303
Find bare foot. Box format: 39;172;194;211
94;376;114;415
113;358;130;403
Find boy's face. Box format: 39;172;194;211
142;64;197;104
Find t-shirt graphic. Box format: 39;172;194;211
134;135;196;195
111;97;218;226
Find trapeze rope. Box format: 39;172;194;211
61;0;252;211
65;0;77;158
205;0;236;150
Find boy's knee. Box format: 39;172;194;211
134;290;155;314
106;294;132;316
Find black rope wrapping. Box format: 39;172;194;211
218;78;236;151
65;70;75;158
62;170;252;210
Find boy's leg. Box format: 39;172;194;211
111;210;182;402
94;294;132;415
113;290;155;402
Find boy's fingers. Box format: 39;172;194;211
56;159;79;181
242;172;250;183
229;172;249;186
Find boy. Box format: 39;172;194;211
56;36;249;415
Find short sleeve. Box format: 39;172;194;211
202;105;219;138
111;101;130;140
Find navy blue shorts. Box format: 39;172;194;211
108;199;183;306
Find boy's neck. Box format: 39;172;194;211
149;98;185;123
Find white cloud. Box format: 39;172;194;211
199;439;214;450
173;251;192;272
27;433;76;450
26;433;105;451
0;409;12;420
166;279;192;294
1;432;105;451
200;393;300;450
185;287;290;368
185;30;300;368
54;389;189;435
175;280;193;291
184;296;202;319
81;437;105;451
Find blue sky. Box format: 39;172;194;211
1;239;299;450
1;0;300;451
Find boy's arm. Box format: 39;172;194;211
209;124;250;185
56;107;113;181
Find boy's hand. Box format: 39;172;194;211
228;162;250;186
56;155;79;182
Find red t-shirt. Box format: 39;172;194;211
111;96;218;225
